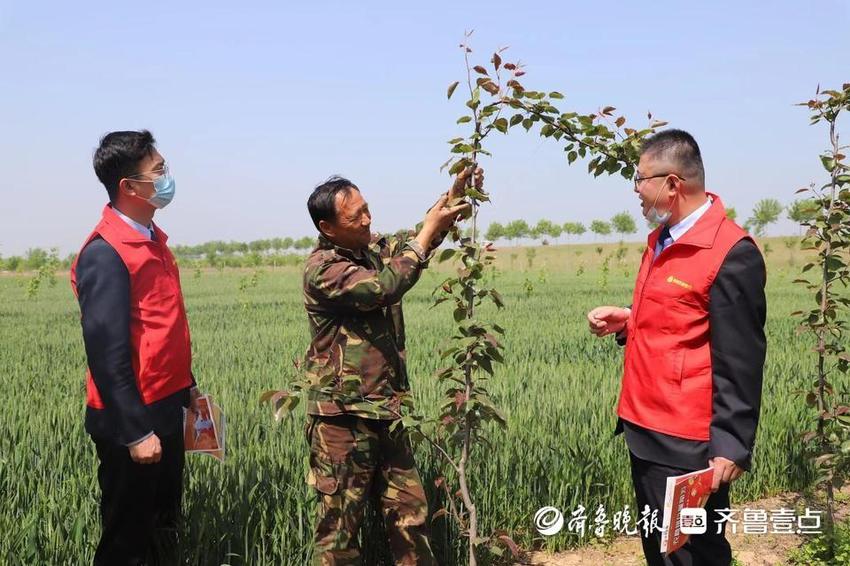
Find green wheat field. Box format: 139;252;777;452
0;240;830;564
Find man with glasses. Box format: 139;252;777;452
71;130;202;565
587;129;767;565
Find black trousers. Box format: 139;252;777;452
92;431;185;566
629;453;732;566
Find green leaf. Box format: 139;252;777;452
466;188;490;202
448;160;469;175
437;248;457;263
259;389;284;405
822;155;836;172
479;356;493;375
489;290;504;308
453;307;467;322
274;395;299;421
549;91;564;99
457;115;472;124
450;142;474;154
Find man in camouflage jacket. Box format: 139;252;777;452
302;170;477;565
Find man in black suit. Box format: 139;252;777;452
71;130;202;565
588;129;766;566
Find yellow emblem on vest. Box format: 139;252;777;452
666;275;693;290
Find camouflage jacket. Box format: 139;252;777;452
302;232;431;420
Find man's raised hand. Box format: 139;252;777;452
449;166;484;202
587;306;630;337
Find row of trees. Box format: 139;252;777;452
0;236;318;272
484;212;637;244
0;248;74;273
169;236;317;259
0;198;820;273
478;197;820;246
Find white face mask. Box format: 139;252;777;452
644;177;673;225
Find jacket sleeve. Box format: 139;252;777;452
76;238;153;445
305;244;426;312
615;305;632;347
708;239;767;470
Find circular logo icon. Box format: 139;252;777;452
534;506;564;536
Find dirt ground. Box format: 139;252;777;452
525;489;848;566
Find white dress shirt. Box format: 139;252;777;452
113;207;154;240
654;196;713;257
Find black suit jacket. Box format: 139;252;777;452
616;238;767;471
75;236;193;446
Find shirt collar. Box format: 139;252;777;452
317;233;379;260
667;196;713;242
112;207;154;240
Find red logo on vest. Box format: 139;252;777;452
70;205;193;408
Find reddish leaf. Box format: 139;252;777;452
454;391;466;409
498;535;521;558
482;82;499;95
447;81;461;100
492;52;501;70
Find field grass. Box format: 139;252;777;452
0;238;836;564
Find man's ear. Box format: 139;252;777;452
318;219;333;239
118;178;136;196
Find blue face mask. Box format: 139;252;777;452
147;173;176;209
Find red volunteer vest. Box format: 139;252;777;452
617;194;752;441
70;204;193;408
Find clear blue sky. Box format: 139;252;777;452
1;0;848;255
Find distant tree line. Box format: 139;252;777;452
0;235;318;272
480;197;819;246
484;211;638;245
0;197;820;272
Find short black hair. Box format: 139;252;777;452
93;130;157;201
307;176;359;233
639;129;705;184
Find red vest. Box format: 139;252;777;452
617;194;753;441
70;204;193;409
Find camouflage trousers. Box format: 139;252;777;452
305;414;436;566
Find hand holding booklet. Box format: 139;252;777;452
659;466;715;555
183;394;225;461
